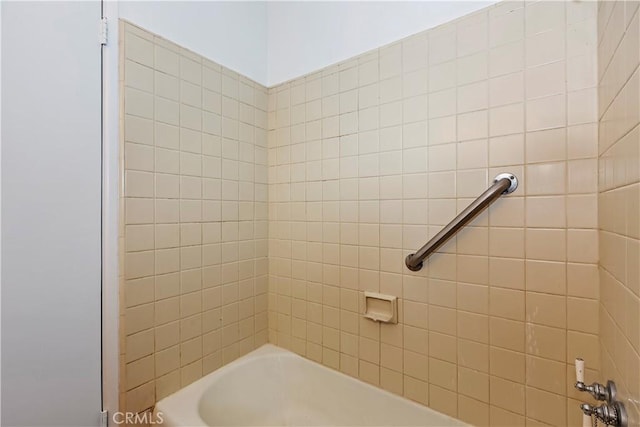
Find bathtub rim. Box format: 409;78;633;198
154;343;468;427
154;344;288;426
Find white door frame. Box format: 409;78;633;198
102;0;122;419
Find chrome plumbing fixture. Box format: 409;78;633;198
574;358;617;403
575;358;628;427
575;379;617;403
580;402;627;427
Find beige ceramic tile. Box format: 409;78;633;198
118;0;612;420
121;22;269;413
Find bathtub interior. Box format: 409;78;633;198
196;345;466;426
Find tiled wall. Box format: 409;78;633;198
119;21;269;413
597;1;640;425
267;2;600;426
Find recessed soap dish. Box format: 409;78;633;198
364;292;398;324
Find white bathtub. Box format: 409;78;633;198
155;344;468;427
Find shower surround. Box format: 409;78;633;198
119;1;611;426
119;22;269;412
597;1;640;425
267;2;598;426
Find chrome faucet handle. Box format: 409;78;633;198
575;380;617;403
574;358;610;401
576;381;609;401
581;402;596;416
580;402;628;427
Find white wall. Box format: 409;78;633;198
119;1;269;84
2;2;103;425
267;1;498;86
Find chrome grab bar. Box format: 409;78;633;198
405;173;518;272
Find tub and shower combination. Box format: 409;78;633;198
156;345;467;427
118;0;627;425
